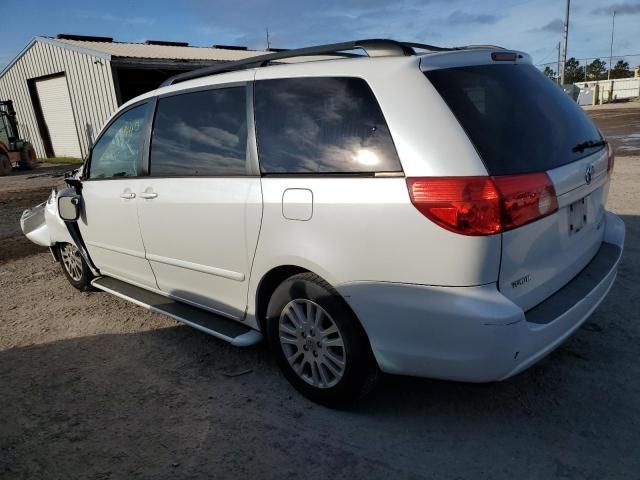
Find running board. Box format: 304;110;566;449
91;276;262;347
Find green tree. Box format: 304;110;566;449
586;58;607;81
610;59;632;79
543;66;556;81
563;57;585;84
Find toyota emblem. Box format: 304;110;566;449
585;165;595;184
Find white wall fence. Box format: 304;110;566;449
574;77;640;101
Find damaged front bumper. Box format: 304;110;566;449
20;202;52;247
21;190;75;249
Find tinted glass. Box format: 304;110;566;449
150;87;247;176
426;64;603;175
255;77;401;173
89;103;148;179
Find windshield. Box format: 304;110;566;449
425;64;603;175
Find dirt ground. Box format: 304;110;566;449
1;109;639;479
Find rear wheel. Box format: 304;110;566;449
0;153;11;176
58;243;93;291
266;272;379;407
18;142;37;170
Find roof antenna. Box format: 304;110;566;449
265;27;271;49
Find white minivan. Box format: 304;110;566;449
22;40;625;406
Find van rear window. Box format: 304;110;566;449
255;77;402;174
425;64;603;175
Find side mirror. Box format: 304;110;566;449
58;194;81;221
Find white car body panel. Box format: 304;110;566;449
79;179;158;288
136;177;262;320
337;212;624;381
499;148;611;311
251;176;500;287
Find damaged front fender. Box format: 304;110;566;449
21;189;75;248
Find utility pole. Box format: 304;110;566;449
608;10;616;80
265;27;271;49
584;58;588;82
560;0;571;85
556;42;561;84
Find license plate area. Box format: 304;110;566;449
569;196;588;235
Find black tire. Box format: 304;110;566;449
57;243;93;291
266;272;379;407
18;142;37;170
0;153;11;176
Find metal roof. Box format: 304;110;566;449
50;37;269;61
0;36;270;77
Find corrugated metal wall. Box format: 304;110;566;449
0;40;118;158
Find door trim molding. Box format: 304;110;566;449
147;253;246;282
86;240;146;259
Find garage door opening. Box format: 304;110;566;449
112;63;220;105
30;73;82;159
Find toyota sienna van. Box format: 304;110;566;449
21;40;625;406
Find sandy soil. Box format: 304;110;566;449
1;117;639;478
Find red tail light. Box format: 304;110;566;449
407;173;558;236
607;141;615;174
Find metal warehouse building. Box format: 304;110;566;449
0;34;267;159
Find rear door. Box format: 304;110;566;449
136;78;262;320
426;62;610;310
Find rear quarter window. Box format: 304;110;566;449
425;64;603;175
254;77;402;174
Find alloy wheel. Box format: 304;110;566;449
60;244;83;281
278;299;347;389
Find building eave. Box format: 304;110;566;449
0;36;112;80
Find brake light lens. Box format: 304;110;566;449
407;173;558;236
406;177;501;235
607;141;615;174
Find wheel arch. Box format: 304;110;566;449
255;265;309;334
253;265;375;356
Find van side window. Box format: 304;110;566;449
150;87;247;177
89;103;148;179
254;77;402;174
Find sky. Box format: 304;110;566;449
1;0;639;71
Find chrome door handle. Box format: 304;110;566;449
120;192;136;199
139;192;158;199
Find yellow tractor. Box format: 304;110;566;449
0;100;37;175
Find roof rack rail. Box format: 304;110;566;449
160;38;454;87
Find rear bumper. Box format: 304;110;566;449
337;211;625;382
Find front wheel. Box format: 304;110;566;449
58;243;93;291
266;272;379;407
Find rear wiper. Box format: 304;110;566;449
572;139;607;153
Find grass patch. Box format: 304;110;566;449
39;157;83;165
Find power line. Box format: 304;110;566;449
537;43;560;65
536;52;640;67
